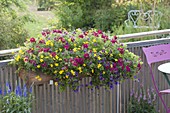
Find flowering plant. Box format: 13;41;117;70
0;83;33;113
128;84;158;113
12;29;142;91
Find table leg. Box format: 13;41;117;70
163;73;170;86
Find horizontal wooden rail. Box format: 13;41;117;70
118;29;170;39
0;48;20;57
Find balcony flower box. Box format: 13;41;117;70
12;29;142;91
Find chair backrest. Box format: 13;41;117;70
142;44;170;65
124;10;162;29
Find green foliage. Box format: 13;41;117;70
0;0;35;50
0;92;33;113
128;84;158;113
0;16;29;50
54;0;119;31
54;2;83;29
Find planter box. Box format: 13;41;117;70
19;70;53;85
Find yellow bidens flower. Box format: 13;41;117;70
55;63;59;66
15;55;20;61
59;48;62;52
19;50;24;54
55;82;58;86
97;64;102;68
40;59;44;62
46;40;51;46
35;75;42;81
115;59;118;62
50;64;53;67
71;70;75;75
103;71;105;74
55;55;59;60
93;48;97;53
83;64;86;67
54;70;57;74
93;39;96;42
97;56;101;60
94;54;97;57
40;55;44;58
92;69;94;73
37;65;40;68
73;48;77;52
66;75;69;79
78;67;82;73
59;70;64;74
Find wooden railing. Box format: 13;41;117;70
0;29;170;113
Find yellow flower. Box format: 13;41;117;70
55;50;58;53
92;69;94;73
110;54;113;57
78;67;82;70
59;70;64;74
59;58;62;61
35;75;42;81
15;55;20;61
37;65;40;68
54;70;57;74
78;48;81;50
68;38;71;42
93;39;96;42
46;40;51;45
73;48;77;52
71;70;75;75
55;63;59;66
40;55;44;58
66;75;69;79
59;48;62;52
38;78;42;81
35;75;40;79
50;42;54;47
93;48;97;53
83;64;86;67
94;54;97;57
55;55;59;59
40;59;44;62
19;50;23;54
103;71;105;74
50;64;53;67
97;64;102;68
74;44;77;47
110;64;113;68
78;67;82;73
45;56;49;59
115;59;118;62
55;82;58;86
83;41;89;44
97;56;101;60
